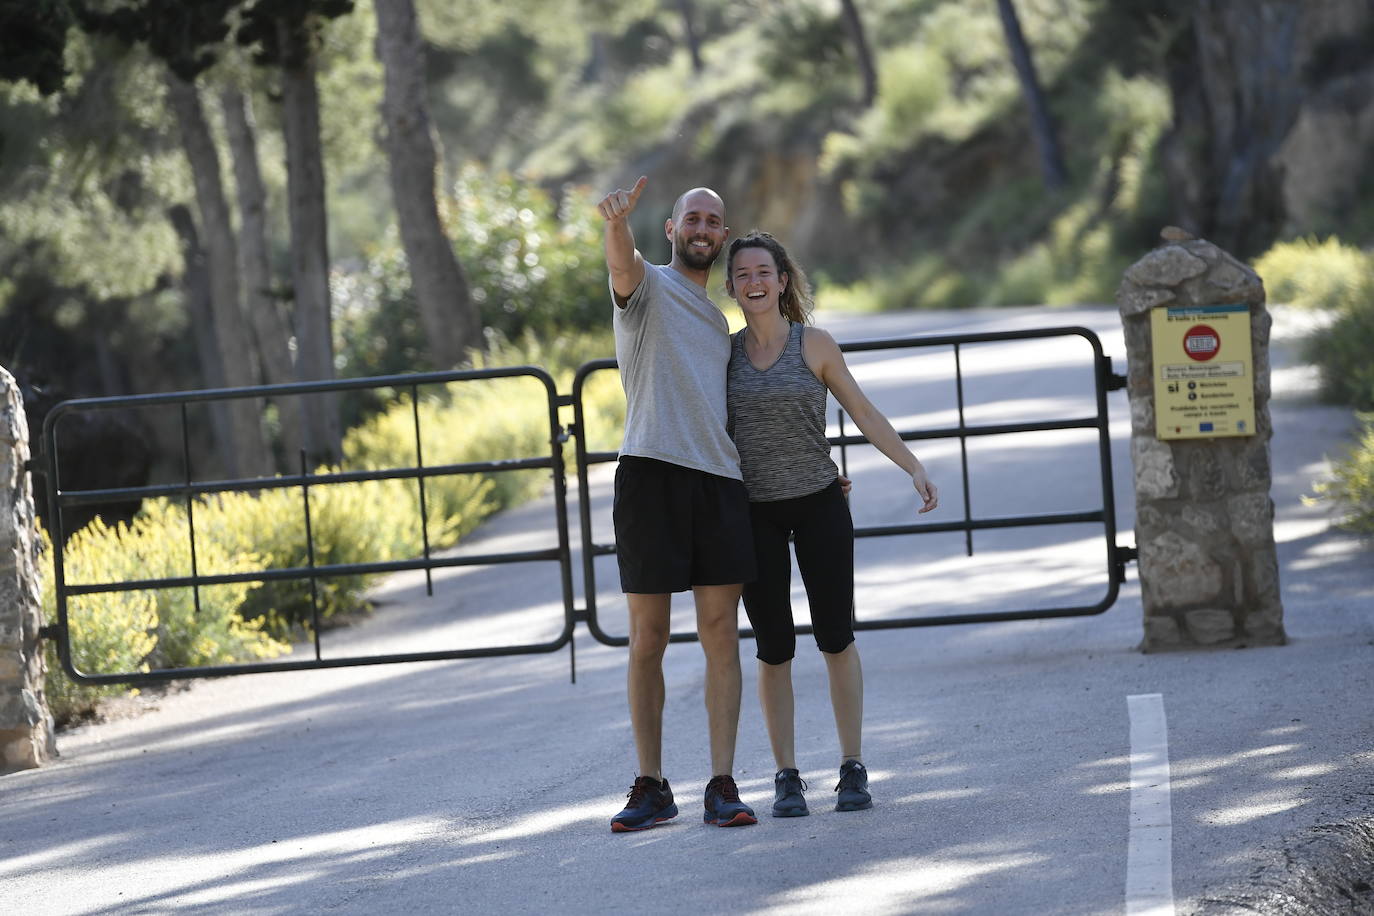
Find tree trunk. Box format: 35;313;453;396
839;0;878;109
164;72;269;479
167;203;235;468
995;0;1069;190
277;20;341;467
676;0;703;73
220;85;302;470
1159;0;1304;257
373;0;480;370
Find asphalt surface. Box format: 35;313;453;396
2;305;1371;915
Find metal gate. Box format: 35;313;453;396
573;326;1133;647
38;326;1132;685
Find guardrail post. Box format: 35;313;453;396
1117;227;1285;650
0;364;57;772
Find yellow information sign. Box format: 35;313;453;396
1152;304;1255;440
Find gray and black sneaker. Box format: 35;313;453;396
835;759;872;811
703;774;757;827
772;768;809;818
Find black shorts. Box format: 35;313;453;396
742;478;855;664
613;456;756;594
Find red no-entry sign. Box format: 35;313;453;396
1183;324;1220;361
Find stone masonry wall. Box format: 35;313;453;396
1118;230;1286;650
0;365;55;771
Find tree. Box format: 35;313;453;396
164;73;270;478
838;0;877;109
80;1;273;477
0;0;75;95
674;0;703;73
995;0;1068;190
220;83;303;466
1158;0;1305;256
373;0;480;370
237;0;354;466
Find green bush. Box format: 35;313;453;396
1307;297;1374;411
189;478;442;638
38;511;288;726
1315;414;1374;534
40;332;627;722
1254;237;1374;410
335;166;609;382
1254;237;1373;311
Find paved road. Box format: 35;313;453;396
3;306;1370;914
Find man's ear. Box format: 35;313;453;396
664;218;674;242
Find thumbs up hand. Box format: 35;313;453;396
597;176;648;222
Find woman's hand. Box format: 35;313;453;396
912;464;938;513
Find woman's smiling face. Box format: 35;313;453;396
729;246;787;317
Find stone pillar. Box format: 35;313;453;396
1117;229;1286;650
0;365;56;771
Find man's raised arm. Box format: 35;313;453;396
598;176;648;305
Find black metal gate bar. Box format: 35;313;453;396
43;365;578;686
574;326;1126;646
41;325;1129;685
569;358;621;647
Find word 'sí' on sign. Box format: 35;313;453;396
1152;304;1256;440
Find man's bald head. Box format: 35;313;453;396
672;187;726;223
667;186;728;272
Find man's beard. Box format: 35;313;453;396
676;235;721;269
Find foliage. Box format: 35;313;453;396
1254;237;1374;313
335;166;608;383
78;0;238;80
235;0;356;70
38;510;288;725
39;330;627;721
1314;414;1374;535
1306;296;1374;412
0;0;76;95
1253;237;1374;410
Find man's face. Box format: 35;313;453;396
669;191;728;270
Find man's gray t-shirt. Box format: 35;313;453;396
613;261;742;480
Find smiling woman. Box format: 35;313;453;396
723;229;937;817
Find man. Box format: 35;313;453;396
598;176;758;830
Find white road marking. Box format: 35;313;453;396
1127;693;1175;916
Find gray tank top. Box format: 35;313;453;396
727;322;838;501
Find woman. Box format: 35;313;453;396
725;230;938;816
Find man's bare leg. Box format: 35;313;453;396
692;583;743;776
626;593;672;779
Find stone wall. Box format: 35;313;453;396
0;365;55;771
1118;230;1286;650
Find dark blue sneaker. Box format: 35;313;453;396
835;759;872;811
611;776;678;832
772;768;809;817
703;775;757;827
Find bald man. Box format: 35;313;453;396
597;178;758;831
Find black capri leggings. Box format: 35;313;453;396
742;478;855;665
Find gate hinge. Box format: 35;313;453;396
23;455;47;476
1112;543;1139;584
38;623;63;641
1101;355;1128;392
555;394;576;407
